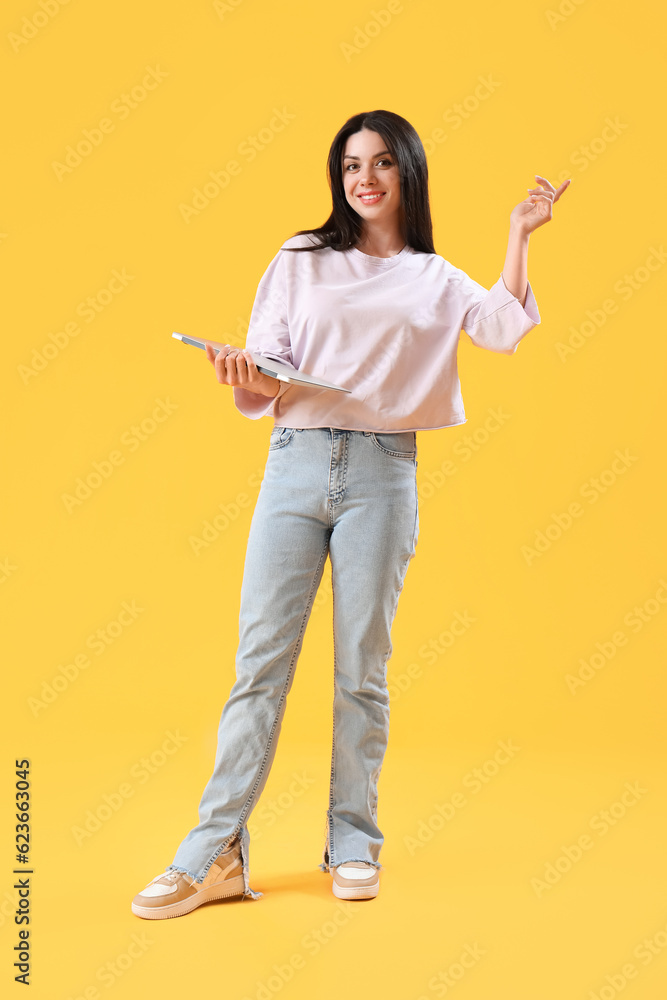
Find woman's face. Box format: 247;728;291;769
342;128;402;226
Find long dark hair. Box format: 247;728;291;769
283;109;435;256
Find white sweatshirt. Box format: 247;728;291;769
233;233;541;432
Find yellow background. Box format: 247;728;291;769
3;0;666;997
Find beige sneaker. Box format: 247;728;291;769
331;862;380;900
131;840;245;919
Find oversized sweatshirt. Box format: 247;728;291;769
232;233;541;432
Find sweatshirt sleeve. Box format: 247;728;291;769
232;246;296;420
460;271;541;355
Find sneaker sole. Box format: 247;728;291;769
332;880;379;900
131;873;245;919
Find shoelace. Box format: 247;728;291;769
148;869;193;887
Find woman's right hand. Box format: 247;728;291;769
205;343;280;397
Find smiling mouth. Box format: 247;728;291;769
358;192;385;204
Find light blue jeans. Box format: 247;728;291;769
167;427;420;898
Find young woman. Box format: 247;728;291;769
131;109;569;920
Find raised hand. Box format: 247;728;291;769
510;174;571;235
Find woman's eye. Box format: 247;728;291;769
345;160;393;171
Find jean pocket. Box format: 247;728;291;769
268;425;297;451
369;431;416;460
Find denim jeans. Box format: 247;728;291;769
167;427;420;898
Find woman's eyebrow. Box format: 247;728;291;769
343;150;391;160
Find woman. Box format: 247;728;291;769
131;109;569;920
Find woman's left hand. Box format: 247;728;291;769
510;175;571;235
